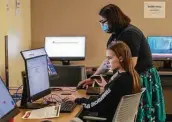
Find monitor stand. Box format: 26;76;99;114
158;60;172;71
62;60;70;65
20;71;48;109
20;102;48;109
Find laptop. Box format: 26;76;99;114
0;77;20;121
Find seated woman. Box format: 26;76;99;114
68;41;141;122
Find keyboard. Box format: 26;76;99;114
60;101;76;113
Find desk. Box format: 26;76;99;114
13;90;87;122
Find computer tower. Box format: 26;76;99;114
50;65;86;87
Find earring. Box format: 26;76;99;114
119;57;123;62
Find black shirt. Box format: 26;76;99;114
75;72;133;122
107;24;153;73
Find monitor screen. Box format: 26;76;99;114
26;55;50;97
147;36;172;60
21;48;46;59
45;37;86;60
0;77;16;119
21;48;57;76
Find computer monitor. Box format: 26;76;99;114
0;77;20;121
50;65;87;87
147;36;172;69
21;48;58;76
45;36;86;65
20;54;51;109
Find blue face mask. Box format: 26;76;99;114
101;23;109;32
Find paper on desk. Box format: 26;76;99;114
22;105;61;119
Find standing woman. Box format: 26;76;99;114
78;4;166;122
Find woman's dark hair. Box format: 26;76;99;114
99;4;131;33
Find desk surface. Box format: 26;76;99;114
13;90;86;122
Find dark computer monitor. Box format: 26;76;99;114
20;53;51;109
50;65;86;87
0;77;20;121
21;48;58;76
147;36;172;69
45;36;86;65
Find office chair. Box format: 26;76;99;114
82;88;146;122
70;117;83;122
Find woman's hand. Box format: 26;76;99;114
94;75;107;87
77;78;94;89
63;95;78;102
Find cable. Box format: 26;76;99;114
66;87;77;92
61;87;77;92
51;98;59;103
51;94;62;103
43;95;61;104
42;97;48;104
51;93;62;100
14;85;23;103
51;87;77;92
51;87;62;91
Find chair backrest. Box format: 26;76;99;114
70;117;83;122
112;88;146;122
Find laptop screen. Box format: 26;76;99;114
0;77;15;119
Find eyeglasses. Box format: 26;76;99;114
99;20;107;24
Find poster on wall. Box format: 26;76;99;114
144;1;165;18
6;0;9;12
7;29;21;58
15;0;21;15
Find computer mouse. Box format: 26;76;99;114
41;120;52;122
76;85;86;90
